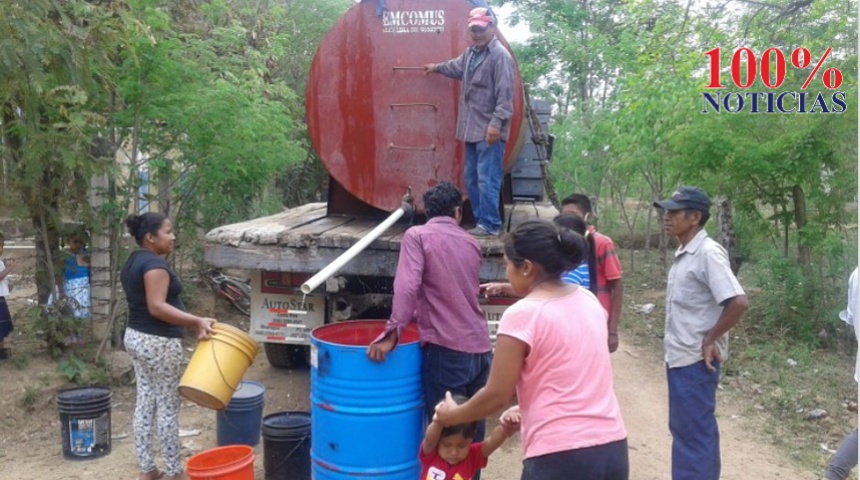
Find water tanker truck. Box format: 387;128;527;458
204;0;556;368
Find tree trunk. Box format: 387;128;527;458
158;159;172;216
792;184;811;270
641;167;667;275
782;203;789;257
32;177;61;305
716;195;743;275
4;103;61;304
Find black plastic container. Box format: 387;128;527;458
57;387;112;460
262;411;310;480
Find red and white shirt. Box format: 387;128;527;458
419;442;487;480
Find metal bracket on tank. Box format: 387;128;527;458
389;103;437;111
388;144;436;151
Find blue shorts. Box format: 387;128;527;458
0;297;13;340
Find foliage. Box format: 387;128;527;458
745;253;843;345
506;0;856;331
57;354;111;385
12;355;30;371
179;273;202;312
26;303;83;360
0;0;130;303
110;0;320;241
57;355;88;382
0;0;350;342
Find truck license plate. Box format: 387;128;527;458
250;270;325;345
249;292;325;345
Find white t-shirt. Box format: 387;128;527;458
0;259;9;297
841;267;858;382
664;230;746;368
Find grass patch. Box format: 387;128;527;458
618;247;855;473
12;355;29;370
20;386;41;412
727;341;856;468
37;372;52;387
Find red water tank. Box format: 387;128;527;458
306;0;526;213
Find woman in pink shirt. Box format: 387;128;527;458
435;219;628;479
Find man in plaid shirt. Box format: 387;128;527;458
425;7;514;237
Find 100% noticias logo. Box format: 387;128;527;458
701;47;847;114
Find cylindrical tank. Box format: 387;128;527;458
310;320;422;480
306;0;527;212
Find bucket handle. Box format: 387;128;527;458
211;340;240;392
269;433;310;472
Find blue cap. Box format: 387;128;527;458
653;186;711;212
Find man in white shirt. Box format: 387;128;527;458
824;266;858;480
654;186;749;480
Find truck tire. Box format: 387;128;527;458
264;343;308;369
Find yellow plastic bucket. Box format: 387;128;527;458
179;323;259;410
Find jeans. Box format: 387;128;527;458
422;344;492;436
464;140;505;233
520;439;629;480
667;360;721;480
825;428;858;480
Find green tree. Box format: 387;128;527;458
1;0;350;336
0;0;133;303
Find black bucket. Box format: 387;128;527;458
262;411;311;480
56;386;112;460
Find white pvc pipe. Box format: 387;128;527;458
300;204;411;294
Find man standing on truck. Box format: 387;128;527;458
367;181;492;452
561;193;624;353
424;7;515;238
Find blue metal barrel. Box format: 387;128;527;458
310;320;423;480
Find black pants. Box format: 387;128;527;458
521;439;629;480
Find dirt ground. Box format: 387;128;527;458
0;247;821;480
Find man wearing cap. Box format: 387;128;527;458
653;186;749;480
424;7;514;237
824;266;858;480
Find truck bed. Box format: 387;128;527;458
204;202;559;281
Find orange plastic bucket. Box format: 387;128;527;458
186;445;255;480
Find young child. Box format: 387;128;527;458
553;213;598;295
58;231;91;319
420;394;520;480
0;233;19;359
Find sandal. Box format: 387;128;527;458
138;469;165;480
